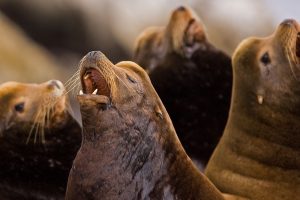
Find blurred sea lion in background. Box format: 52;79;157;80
66;51;224;200
205;19;300;200
134;6;232;167
0;80;81;200
0;13;66;84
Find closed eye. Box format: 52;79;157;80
126;74;137;84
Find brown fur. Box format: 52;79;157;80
66;51;224;200
0;80;81;199
133;6;232;166
205;19;300;200
134;6;207;73
0;81;67;137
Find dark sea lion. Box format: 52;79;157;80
0;80;81;200
205;19;300;200
133;6;232;167
65;51;224;200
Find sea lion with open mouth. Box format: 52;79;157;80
0;80;81;200
65;51;224;200
134;6;232;167
205;19;300;200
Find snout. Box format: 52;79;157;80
279;19;300;31
47;80;64;90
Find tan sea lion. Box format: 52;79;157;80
134;6;209;73
133;6;232;167
205;19;300;200
65;51;224;200
0;80;81;200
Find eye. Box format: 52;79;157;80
14;102;25;113
260;52;271;65
126;74;137;84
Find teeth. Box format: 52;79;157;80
79;90;83;95
84;74;90;80
92;89;98;95
257;95;264;104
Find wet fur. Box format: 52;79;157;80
205;19;300;200
66;51;224;200
134;6;232;165
0;81;82;199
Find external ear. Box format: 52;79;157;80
154;105;163;120
182;19;206;58
133;26;165;73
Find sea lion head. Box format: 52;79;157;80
165;6;207;57
78;51;165;132
134;6;207;71
232;19;300;111
204;20;300;198
0;80;69;142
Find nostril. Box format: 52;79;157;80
48;80;61;89
87;51;104;59
281;19;297;27
176;6;186;12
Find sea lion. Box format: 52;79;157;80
133;6;232;167
0;80;81;200
205;19;300;200
65;51;224;200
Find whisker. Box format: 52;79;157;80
41;128;45;144
65;77;80;93
27;121;38;144
46;104;51;128
65;81;81;96
27;107;43;144
102;66;130;93
69;81;82;98
64;69;80;87
35;106;47;144
73;82;82;97
65;76;80;89
34;121;41;144
40;110;47;144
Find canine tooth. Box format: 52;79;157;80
79;90;83;95
92;89;98;95
257;95;264;104
84;74;89;80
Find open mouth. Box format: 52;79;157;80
184;19;196;45
296;32;300;57
80;68;110;97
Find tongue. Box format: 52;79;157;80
83;69;110;96
97;76;110;96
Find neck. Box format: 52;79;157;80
205;84;300;199
229;83;300;155
69;106;223;200
78;110;172;198
0;111;81;198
